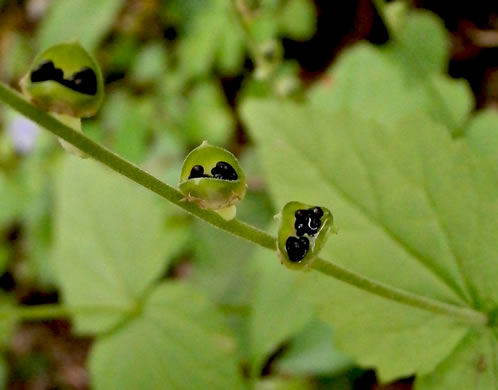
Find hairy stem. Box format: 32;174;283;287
0;81;488;326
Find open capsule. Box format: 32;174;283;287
179;141;246;220
20;41;104;118
277;201;334;270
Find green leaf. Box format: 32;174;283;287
241;99;498;381
416;330;497;390
249;245;313;375
102;91;151;164
309;42;473;134
130;42;168;85
279;0;316;40
276;320;352;376
178;0;245;78
183;80;235;145
38;0;125;51
89;282;243;390
386;9;449;74
256;377;314;390
53;157;180;334
464;110;498;165
0;173;30;226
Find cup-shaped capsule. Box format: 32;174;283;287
179;141;246;220
20;42;104;118
277;201;334;269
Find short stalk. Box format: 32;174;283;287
0;81;489;326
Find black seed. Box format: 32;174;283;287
188;165;206;179
31;62;97;96
294;220;307;236
293;208;322;236
211;161;238;181
285;236;309;262
30;60;63;83
295;209;308;220
65;67;97;95
311;207;323;218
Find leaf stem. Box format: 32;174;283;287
0;81;488;326
313;259;488;326
0;303;127;322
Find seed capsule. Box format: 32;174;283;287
179;141;246;220
277;201;334;270
21;41;104;118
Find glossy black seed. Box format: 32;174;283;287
188;165;206;179
211;161;238;181
65;67;97;95
31;62;97;96
311;207;323;218
295;209;308;220
285;236;309;262
293;207;322;236
30;60;63;83
294;221;306;236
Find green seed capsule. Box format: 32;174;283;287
20;41;104;118
179;141;246;220
277;201;334;270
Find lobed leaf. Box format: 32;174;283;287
241;99;498;381
53;157;186;333
90;282;243;390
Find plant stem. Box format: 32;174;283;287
0;303;127;322
0;81;488;326
0;83;275;250
313;259;487;326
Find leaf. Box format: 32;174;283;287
279;0;316;40
183;80;235;146
464;109;498;166
53;157;181;334
37;0;125;51
102;91;151;163
178;0;245;78
249;244;313;375
0;173;30;226
386;9;450;74
309;42;473;134
130;42;169;85
416;330;498;390
256;377;314;390
276;320;352;376
241;99;498;381
89;282;243;390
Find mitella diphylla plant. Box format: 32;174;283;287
277;201;334;269
20;41;104;156
179;141;246;220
